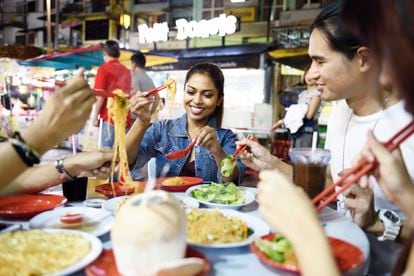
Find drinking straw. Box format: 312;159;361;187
311;131;318;151
97;118;103;149
71;135;77;155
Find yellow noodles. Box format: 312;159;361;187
0;230;90;275
107;89;143;194
187;209;248;244
164;79;177;99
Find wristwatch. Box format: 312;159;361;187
377;209;402;241
55;156;75;181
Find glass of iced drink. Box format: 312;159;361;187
289;148;331;198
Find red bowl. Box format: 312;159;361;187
158;176;204;192
85;247;211;276
250;233;364;273
94;183;141;198
0;194;67;219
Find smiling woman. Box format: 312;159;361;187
126;63;245;184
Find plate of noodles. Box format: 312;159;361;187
186;209;269;248
0;228;102;276
158;176;204;192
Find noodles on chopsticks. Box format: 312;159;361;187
107;89;143;195
164;79;177;100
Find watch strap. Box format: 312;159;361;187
10;131;40;167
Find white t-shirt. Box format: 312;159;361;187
325;100;414;216
325;100;414;274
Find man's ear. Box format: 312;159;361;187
356;47;371;73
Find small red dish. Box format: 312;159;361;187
94;183;141;198
250;233;364;273
0;194;67;219
158;177;203;192
85;247;211;276
60;212;84;224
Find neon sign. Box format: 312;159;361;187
138;14;238;43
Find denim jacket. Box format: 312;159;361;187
131;114;245;184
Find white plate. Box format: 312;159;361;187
44;229;103;276
173;193;199;209
185;185;255;209
187;209;270;248
29;207;113;237
102;194;199;215
102;195;129;214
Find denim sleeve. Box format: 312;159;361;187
217;130;246;185
130;122;160;170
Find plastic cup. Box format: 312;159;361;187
289;148;331;198
62;177;88;202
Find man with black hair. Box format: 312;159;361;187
93;40;131;148
130;52;155;94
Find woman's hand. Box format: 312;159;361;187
196;125;222;155
128;91;157;124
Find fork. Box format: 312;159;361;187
164;140;197;160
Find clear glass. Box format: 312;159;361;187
289;148;331;198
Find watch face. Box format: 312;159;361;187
385;210;399;223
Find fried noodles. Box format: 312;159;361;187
187;209;248;244
0;230;90;275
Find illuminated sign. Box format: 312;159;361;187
138;14;238;43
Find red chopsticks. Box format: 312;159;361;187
312;121;414;212
144;84;166;97
233;135;254;158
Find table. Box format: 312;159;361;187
0;187;370;275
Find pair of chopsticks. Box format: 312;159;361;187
55;80;170;98
233;135;254;159
312;121;414;212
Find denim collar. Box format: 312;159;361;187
169;114;218;137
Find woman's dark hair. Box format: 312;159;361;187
301;63;311;85
103;40;120;58
311;0;361;60
131;52;146;69
184;63;224;127
343;0;414;115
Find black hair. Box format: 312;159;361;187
311;0;361;60
185;63;224;128
131;52;146;69
103;40;120;58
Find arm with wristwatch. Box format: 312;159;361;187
0;149;113;196
345;132;414;242
0;71;95;190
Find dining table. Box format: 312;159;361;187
0;185;370;276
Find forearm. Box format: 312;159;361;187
126;119;150;164
293;224;339;276
0;143;31;190
365;217;411;243
394;185;414;218
0;163;62;196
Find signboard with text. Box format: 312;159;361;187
138;14;238;44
